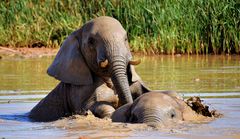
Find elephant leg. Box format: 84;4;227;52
87;83;118;118
90;102;115;118
29;82;71;122
67;82;100;115
130;81;150;100
29;80;100;122
111;103;132;122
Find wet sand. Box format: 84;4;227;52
0;98;240;139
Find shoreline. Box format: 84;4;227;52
0;46;236;59
0;46;59;58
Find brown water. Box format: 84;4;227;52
137;55;240;93
0;55;240;138
0;55;239;97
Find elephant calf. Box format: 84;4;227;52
112;91;211;127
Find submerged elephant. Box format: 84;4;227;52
29;16;149;121
112;91;210;127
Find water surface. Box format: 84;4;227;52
0;55;239;98
0;55;240;138
0;98;240;139
137;55;240;93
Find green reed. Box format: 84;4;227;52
0;0;239;54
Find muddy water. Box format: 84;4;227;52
0;55;240;138
137;55;240;93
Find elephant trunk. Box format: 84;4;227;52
110;56;133;105
141;108;165;126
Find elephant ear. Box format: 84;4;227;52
47;30;93;85
111;103;132;122
127;65;141;82
127;65;150;92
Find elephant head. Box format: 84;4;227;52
111;91;207;127
47;16;141;105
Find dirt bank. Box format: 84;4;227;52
0;46;58;59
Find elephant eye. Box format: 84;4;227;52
88;37;96;46
169;109;176;119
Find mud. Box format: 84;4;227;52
186;96;223;118
53;111;149;131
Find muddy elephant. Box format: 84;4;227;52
29;16;149;122
111;91;208;127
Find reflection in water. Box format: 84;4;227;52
0;57;59;93
135;55;240;92
0;55;239;95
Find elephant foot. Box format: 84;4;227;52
90;102;115;119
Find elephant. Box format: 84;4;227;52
29;16;149;122
87;77;149;119
111;91;209;127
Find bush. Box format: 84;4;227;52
0;0;239;54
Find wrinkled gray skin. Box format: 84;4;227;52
112;91;206;127
29;16;149;122
88;79;149;119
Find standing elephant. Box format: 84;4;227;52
29;16;148;122
111;91;208;127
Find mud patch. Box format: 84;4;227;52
52;111;152;138
53;111;149;131
186;96;222;118
51;111;206;137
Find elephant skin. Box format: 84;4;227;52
29;16;149;121
88;79;149;119
29;77;148;121
29;79;107;121
111;91;208;127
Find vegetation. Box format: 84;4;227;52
0;0;239;54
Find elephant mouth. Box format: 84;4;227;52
95;66;111;77
96;58;141;77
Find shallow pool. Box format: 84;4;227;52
0;55;240;138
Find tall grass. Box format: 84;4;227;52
0;0;239;54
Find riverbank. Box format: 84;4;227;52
0;46;58;58
0;46;236;59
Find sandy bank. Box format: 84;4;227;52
0;46;58;59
